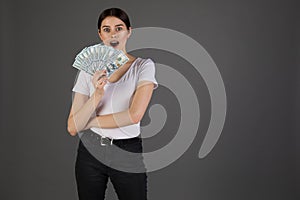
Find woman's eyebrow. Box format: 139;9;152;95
101;24;124;28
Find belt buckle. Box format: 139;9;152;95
100;136;113;146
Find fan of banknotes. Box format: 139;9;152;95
72;43;129;77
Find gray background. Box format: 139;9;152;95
0;0;299;199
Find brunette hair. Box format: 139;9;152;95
97;8;131;30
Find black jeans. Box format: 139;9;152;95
75;130;147;200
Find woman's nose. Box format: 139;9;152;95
110;30;117;38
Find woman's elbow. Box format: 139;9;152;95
67;126;77;136
130;111;143;124
67;119;78;136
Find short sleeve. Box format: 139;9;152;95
72;70;91;96
138;59;158;89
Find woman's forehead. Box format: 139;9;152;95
101;16;125;27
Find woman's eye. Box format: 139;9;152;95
116;27;123;31
103;28;110;32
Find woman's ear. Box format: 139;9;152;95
127;27;132;39
98;29;103;41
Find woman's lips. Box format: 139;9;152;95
110;40;119;47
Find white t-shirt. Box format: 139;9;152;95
72;57;158;139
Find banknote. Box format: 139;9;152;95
72;43;129;77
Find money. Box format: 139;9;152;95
72;43;129;77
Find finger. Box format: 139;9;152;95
93;72;101;83
96;77;107;88
94;70;102;77
96;72;107;81
98;75;107;81
95;69;106;75
98;74;106;80
100;70;107;77
99;80;107;87
95;80;100;87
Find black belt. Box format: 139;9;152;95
83;131;141;146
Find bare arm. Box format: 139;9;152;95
85;81;155;129
67;70;107;136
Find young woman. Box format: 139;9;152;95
67;8;157;200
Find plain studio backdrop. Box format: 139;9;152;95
0;0;299;199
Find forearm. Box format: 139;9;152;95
85;109;137;129
68;93;103;134
84;83;154;130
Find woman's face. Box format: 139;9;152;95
98;16;131;52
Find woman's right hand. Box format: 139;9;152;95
92;69;108;96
